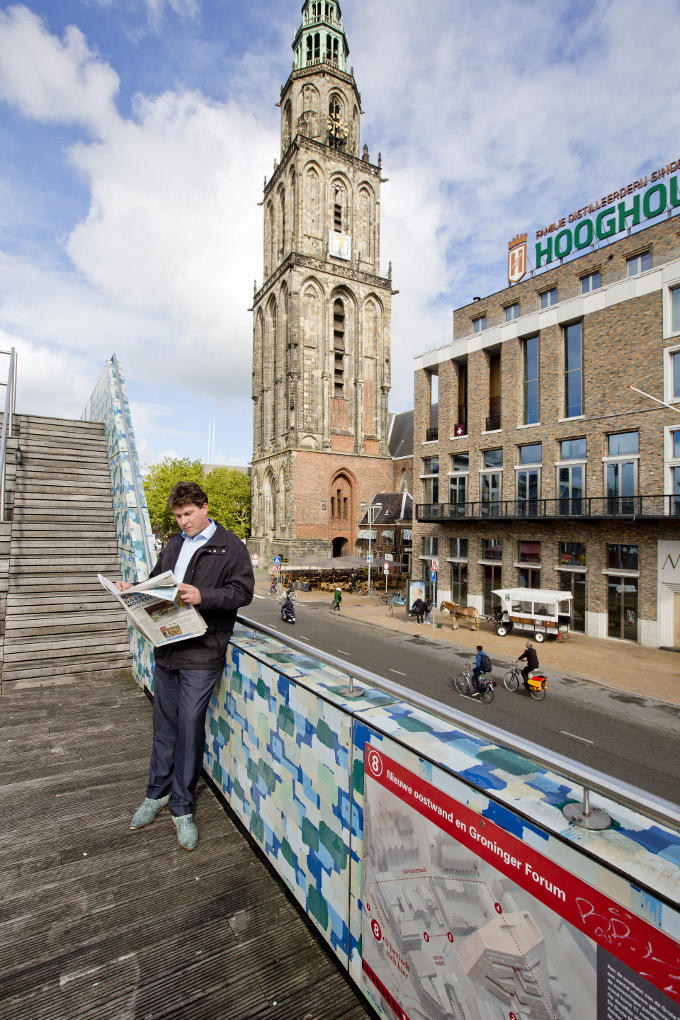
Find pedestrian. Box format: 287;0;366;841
117;481;254;850
517;640;539;690
423;598;432;624
331;586;342;612
471;644;492;695
412;596;425;624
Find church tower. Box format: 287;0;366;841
249;0;394;562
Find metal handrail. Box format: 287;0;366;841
110;355;155;573
0;347;17;522
235;614;680;833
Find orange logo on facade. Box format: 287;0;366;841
508;233;528;284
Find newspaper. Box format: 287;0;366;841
98;571;207;647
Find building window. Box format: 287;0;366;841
581;271;601;294
627;252;651;276
606;432;638;514
518;566;540;589
422;456;439;473
560;437;586;460
449;537;468;559
473;315;486;333
564;322;583;417
455;360;468;436
673;351;680;400
540;288;557;308
607;544;638;571
523;336;539;425
449;453;468;509
519;443;542;465
482;539;502;561
667;428;680;516
518;540;541;564
505;302;519;321
672;286;680;334
558;542;586;566
422;536;438;556
480;449;502;515
333;298;345;394
421;456;439;503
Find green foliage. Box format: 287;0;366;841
143;458;251;540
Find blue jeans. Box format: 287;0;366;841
147;663;223;816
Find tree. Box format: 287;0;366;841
143;457;251;541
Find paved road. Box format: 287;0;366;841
244;596;680;805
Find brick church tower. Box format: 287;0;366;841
249;0;394;562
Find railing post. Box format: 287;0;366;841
563;784;611;830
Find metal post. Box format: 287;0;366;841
367;496;373;592
338;672;362;698
562;784;610;830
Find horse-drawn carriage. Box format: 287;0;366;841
491;588;572;642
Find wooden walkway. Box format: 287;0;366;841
0;672;372;1019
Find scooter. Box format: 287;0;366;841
280;597;296;625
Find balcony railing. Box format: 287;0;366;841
416;494;680;523
425;427;438;442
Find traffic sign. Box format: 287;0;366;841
430;571;437;583
273;556;281;565
431;559;439;572
383;562;389;574
366;554;373;563
272;564;281;573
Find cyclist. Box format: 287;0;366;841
471;644;491;696
517;641;539;690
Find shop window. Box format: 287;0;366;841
627;252;651;276
518;540;541;564
558;542;586;566
482;539;502;561
449;537;468;558
607;544;638;571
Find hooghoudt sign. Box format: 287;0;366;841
362;744;680;1020
508;159;680;280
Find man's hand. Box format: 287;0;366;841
178;583;202;605
116;581;133;592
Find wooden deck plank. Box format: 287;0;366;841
0;672;372;1020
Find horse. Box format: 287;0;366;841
439;601;480;631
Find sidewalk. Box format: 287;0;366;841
256;575;680;707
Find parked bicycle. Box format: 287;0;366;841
450;664;497;703
503;665;547;701
380;591;407;607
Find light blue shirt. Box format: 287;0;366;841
173;519;217;584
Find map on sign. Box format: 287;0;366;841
361;746;680;1020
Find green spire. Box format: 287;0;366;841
293;1;349;74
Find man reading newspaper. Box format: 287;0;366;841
116;481;254;850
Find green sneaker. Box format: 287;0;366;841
129;795;169;830
171;813;198;851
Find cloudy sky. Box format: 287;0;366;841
0;0;678;466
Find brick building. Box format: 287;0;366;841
413;213;680;647
249;0;394;562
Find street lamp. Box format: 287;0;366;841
367;497;382;592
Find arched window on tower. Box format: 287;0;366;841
333;298;345;395
314;32;320;61
326;34;332;62
332;183;345;233
306;36;312;63
333;38;338;64
279;189;286;257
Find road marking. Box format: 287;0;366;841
336;649;351;656
298;635;310;641
390;669;407;677
560;730;594;745
253;594;266;600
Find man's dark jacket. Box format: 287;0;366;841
149;522;254;670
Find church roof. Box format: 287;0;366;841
359;492;413;526
388;409;414;459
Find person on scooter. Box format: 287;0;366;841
517;641;539;690
281;592;295;623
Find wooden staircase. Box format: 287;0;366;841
1;414;133;684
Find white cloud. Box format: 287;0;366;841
0;329;98;420
85;0;199;31
0;5;119;134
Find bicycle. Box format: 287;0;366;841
450;664;496;703
503;664;547;701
